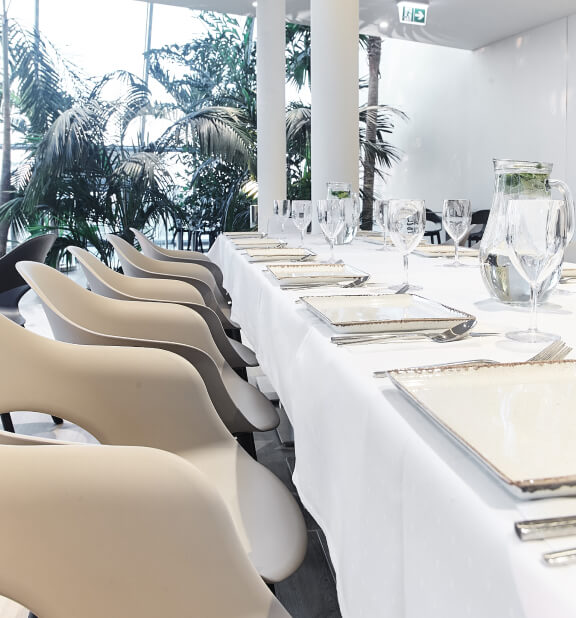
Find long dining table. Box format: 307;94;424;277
209;232;576;618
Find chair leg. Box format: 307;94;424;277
235;432;257;460
52;416;64;425
1;413;14;433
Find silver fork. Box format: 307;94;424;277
372;339;572;378
528;339;572;362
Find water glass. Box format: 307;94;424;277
388;199;426;290
291;200;312;247
273;200;291;235
317;199;345;263
374;199;390;250
443;199;472;266
506;199;569;343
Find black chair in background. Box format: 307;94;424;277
424;209;443;244
0;233;62;433
467;209;490;246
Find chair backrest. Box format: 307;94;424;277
131;227;225;288
425;209;442;224
16;261;227;370
107;233;217;289
471;209;490;224
0;445;288;618
68;246;205;305
0;234;56;294
0;314;232;452
131;227;208;262
107;234;232;325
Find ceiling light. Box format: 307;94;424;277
252;1;257;6
379;20;390;31
397;1;428;26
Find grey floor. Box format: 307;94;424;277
5;274;342;618
255;418;342;617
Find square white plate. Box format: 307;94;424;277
224;232;266;239
232;238;287;249
413;245;479;258
245;247;317;262
267;263;368;286
299;293;473;333
388;361;576;499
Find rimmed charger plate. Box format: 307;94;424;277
299;293;473;333
267;263;368;286
413;245;479;258
388;360;576;499
245;247;317;262
231;237;287;249
224;231;266;239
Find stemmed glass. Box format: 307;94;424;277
317;199;345;263
273;200;291;235
442;199;472;266
374;199;390;250
291;200;312;248
506;199;569;343
388;199;426;290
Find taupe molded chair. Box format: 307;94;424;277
0;445;293;616
17;262;277;435
0;233;61;433
131;227;226;291
107;233;237;330
0;318;306;584
67;246;257;369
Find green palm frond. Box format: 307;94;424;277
6;20;75;135
157;106;255;172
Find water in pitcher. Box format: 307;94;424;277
479;159;572;305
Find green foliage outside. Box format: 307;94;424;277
1;11;405;265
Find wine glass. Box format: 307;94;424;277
442;199;472;266
291;200;312;247
387;199;426;290
272;200;291;235
317;199;345;263
374;199;390;251
505;199;569;343
339;194;361;244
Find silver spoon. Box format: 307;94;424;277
281;275;370;290
332;318;477;346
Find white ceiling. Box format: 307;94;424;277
140;0;576;50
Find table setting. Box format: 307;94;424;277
209;165;576;617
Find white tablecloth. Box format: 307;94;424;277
210;234;576;618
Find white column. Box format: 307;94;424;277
311;0;359;215
256;0;286;233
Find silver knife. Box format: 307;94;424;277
515;516;576;541
543;547;576;566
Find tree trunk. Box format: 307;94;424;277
0;0;11;256
360;36;381;230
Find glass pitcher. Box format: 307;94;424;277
479;159;574;305
326;182;360;244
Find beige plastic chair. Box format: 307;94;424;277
0;316;307;584
17;262;278;435
131;227;226;290
107;233;237;330
0;444;293;616
67;246;257;369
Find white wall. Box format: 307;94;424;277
377;39;471;212
379;15;576;219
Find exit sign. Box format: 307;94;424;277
397;1;428;26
